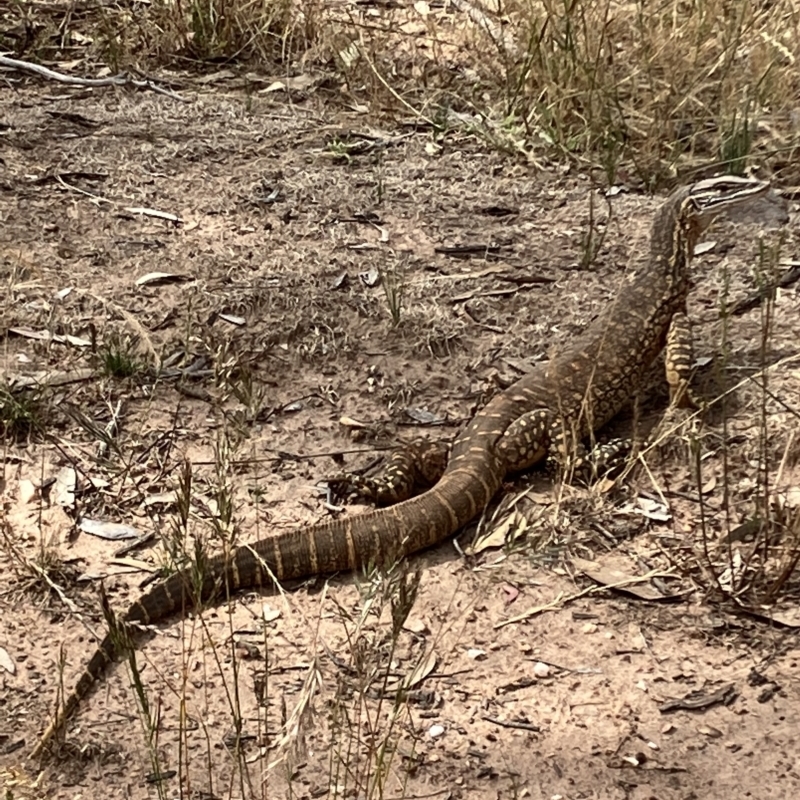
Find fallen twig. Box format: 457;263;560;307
53;176;183;225
0;56;189;102
494;568;673;629
727;260;800;317
481;715;540;732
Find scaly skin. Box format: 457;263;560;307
31;175;770;757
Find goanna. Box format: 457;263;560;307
31;174;770;757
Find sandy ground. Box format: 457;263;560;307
1;79;800;800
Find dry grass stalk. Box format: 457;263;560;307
3;0;799;181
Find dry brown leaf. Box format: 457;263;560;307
53;466;77;508
701;475;717;494
742;605;800;627
391;649;437;691
0;646;16;675
572;557;677;601
9;327;91;347
467;511;527;554
494;592;566;629
218;313;246;326
108;557;158;573
135;271;193;286
124;207;181;223
262;603;282;622
79;517;140;541
339;416;368;428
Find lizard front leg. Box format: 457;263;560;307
665;311;699;409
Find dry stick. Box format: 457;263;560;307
55;175;182;224
0;55;189;102
727;261;800;317
22;560;79;614
627;351;800;481
190;446;396;467
344;11;434;126
762;429;800;602
494;568;674;629
774;429;797;491
481;715;540;733
6;367;95;390
632;357;800;603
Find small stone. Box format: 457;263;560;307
533;662;550;678
19;480;37;505
405;618;428;634
262;604;281;622
428;724;445;738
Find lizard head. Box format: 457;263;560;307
651;174;771;274
682;174;771;239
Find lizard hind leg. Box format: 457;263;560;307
498;408;552;473
333;440;451;506
573;437;632;482
500;407;631;484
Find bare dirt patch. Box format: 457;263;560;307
1;83;800;800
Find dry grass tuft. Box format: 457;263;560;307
3;0;800;182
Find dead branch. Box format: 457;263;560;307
0;55;189;102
